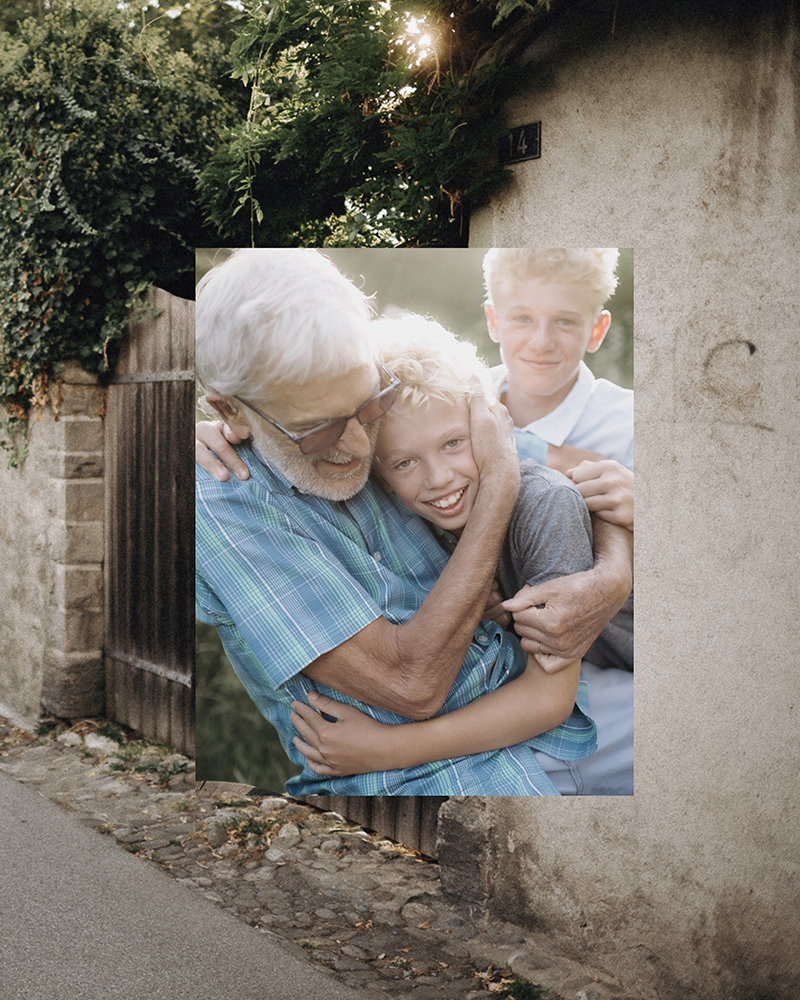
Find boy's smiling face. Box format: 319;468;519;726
486;275;611;417
374;397;479;535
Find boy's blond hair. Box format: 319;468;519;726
371;314;494;411
483;248;620;316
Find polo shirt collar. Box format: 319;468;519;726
516;361;596;446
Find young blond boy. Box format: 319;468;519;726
289;315;610;785
483;249;634;674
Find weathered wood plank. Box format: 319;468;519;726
103;287;194;756
301;795;446;858
104;655;193;754
114;287;193;376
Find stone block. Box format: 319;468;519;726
53;417;105;454
52;479;104;522
46;609;104;652
51;564;103;613
40;648;104;718
47;450;104;479
56;383;105;418
48;521;104;564
57;361;100;386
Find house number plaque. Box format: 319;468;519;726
499;122;541;165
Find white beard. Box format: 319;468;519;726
250;423;378;501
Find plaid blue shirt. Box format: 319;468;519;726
196;440;595;796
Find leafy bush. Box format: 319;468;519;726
0;0;239;440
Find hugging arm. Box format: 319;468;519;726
292;470;593;777
291;654;580;776
504;516;633;661
302;386;520;719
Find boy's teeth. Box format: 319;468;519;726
429;488;464;509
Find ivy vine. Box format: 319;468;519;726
0;0;562;464
0;0;240;463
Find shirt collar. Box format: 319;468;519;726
495;361;596;446
235;441;297;495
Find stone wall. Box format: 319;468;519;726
0;362;105;724
458;2;799;998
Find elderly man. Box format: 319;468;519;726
195;249;632;795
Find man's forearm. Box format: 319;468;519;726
304;470;519;719
590;515;633;610
395;471;519;708
504;518;632;662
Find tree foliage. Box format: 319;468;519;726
0;0;559;458
200;0;553;247
0;0;239;445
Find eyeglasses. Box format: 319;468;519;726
233;362;400;455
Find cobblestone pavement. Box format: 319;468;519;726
0;717;636;1000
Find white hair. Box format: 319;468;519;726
196;249;375;405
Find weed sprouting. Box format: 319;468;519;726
94;723;126;743
496;979;551;1000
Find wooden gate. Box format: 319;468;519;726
104;287;195;755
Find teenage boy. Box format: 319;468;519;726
483;249;634;673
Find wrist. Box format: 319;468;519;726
382;721;420;771
477;462;520;505
591;551;633;608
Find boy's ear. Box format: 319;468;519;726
484;303;501;344
586;310;612;354
205;392;253;437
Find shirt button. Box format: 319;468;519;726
374;551;382;561
476;634;490;646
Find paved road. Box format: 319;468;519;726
0;774;378;1000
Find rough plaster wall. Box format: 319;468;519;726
463;5;799;998
0;413;57;724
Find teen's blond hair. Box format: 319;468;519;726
483;248;619;316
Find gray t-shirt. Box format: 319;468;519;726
495;461;633;672
496;461;594;599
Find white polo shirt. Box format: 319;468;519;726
492;361;633;471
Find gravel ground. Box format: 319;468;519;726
0;716;638;1000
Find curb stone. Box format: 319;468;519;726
0;718;645;1000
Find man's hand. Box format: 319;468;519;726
503;563;630;662
195;420;250;482
290;692;397;776
567;460;633;530
468;381;520;494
